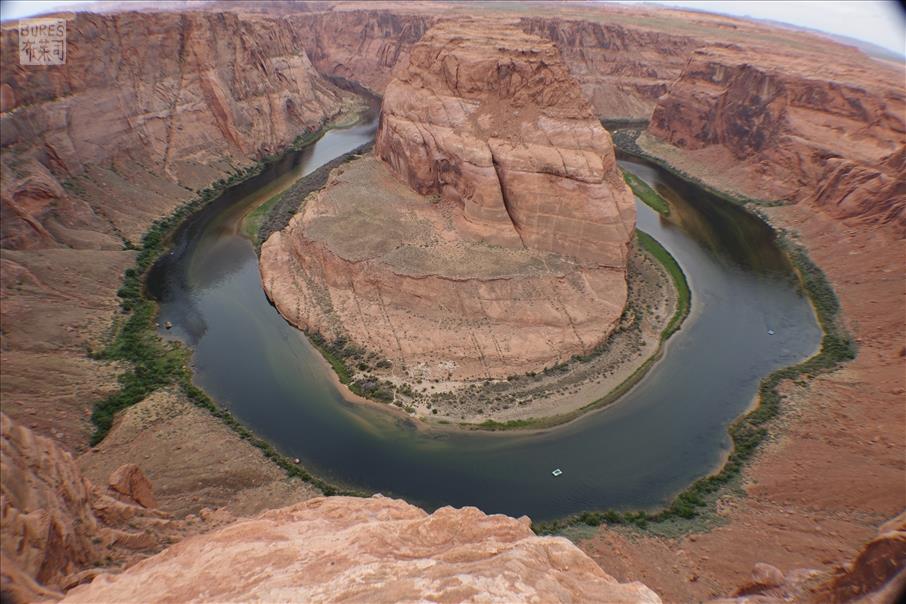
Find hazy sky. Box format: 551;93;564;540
622;1;905;55
2;0;904;55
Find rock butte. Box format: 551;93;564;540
260;20;635;380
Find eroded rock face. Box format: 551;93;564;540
0;10;346;250
375;20;635;267
519;16;698;120
261;156;630;380
261;21;635;380
0;413;180;602
62;495;661;604
297;9;434;94
646;45;906;232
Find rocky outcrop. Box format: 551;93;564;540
261;21;635;380
646;45;906;232
375;20;635;265
61;495;661;603
821;512;906;603
108;464;158;509
0;413;181;602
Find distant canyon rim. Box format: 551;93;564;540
1;2;904;603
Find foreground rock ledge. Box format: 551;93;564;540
62;495;661;603
260;20;636;381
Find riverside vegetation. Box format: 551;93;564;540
89;123;358;497
531;131;857;534
471;230;690;431
622;170;671;216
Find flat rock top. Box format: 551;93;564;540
300;154;576;280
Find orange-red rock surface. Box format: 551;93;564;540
2;3;904;602
518;16;698;120
375;20;635;265
0;10;349;450
61;495;661;604
1;11;346;250
261;21;635;380
0;413;180;603
646;45;906;232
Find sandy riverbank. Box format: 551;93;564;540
409;239;678;427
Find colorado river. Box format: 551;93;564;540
147;113;821;521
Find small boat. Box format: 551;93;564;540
767;329;775;335
551;468;563;477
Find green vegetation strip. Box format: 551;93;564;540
622;169;670;216
636;230;689;340
532;131;857;534
471;229;690;432
90;122;360;497
610;127;781;208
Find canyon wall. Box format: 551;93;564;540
1;10;347;250
293;9;434;94
0;10;348;449
644;45;906;231
518;16;697;120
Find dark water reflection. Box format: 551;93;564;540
147;118;821;521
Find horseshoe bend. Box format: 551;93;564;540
1;2;904;603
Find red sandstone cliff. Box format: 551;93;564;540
0;11;347;250
645;45;906;231
518;16;697;120
295;10;433;94
375;20;635;266
0;10;349;450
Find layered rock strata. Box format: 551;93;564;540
375;20;635;265
1;10;347;250
645;45;906;232
519;16;698;120
261;21;635;380
61;495;662;604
